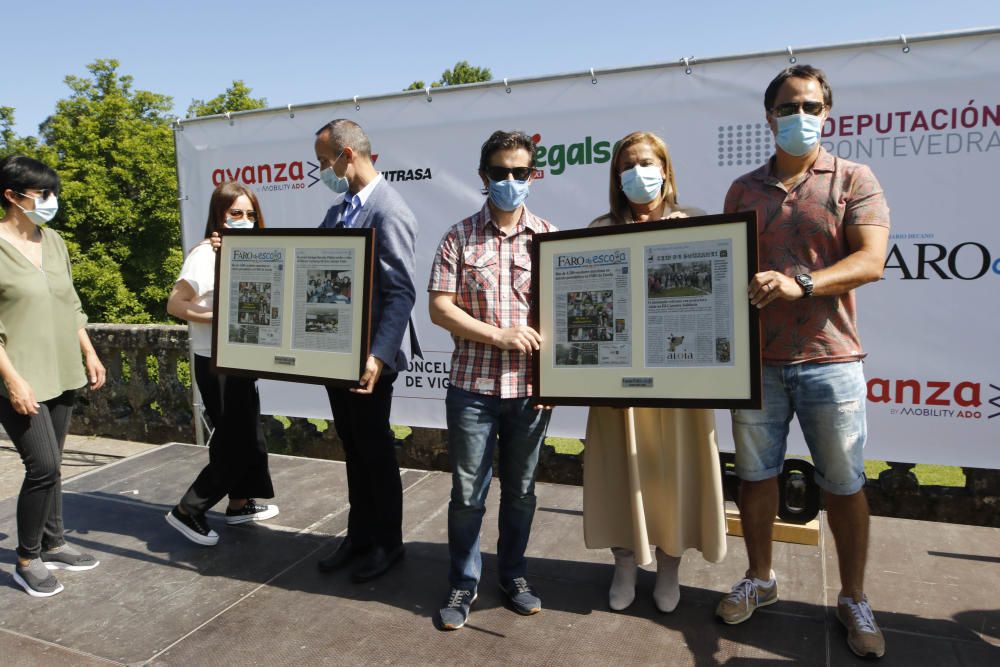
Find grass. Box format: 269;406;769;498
266;422;966;487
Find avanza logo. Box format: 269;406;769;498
868;377;1000;420
531;133;615;176
211;160;321;190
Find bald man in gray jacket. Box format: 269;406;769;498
314;119;419;583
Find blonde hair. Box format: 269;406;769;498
606;131;678;225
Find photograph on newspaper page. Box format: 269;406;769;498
212;228;374;386
532;212;760;408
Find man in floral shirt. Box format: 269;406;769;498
716;66;891;660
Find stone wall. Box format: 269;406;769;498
76;324;1000;527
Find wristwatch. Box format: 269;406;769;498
795;273;814;298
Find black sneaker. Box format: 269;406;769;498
437;588;477;631
500;577;542;615
40;544;100;571
165;506;219;546
225;500;279;525
13;559;64;598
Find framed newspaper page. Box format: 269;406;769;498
212;228;375;386
532;211;760;409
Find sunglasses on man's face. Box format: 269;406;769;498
17;189;54;201
485;166;533;181
228;208;258;221
771;101;826;118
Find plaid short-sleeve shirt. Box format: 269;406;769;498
724;148;890;364
428;203;556;398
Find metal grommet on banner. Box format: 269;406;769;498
681;57;693;75
787;46;797;64
287;104;294;118
224;111;233;126
504;77;511;94
590;68;598;85
425;87;433;103
900;34;910;53
353;96;360;111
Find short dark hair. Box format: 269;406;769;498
0;155;60;208
478;130;536;173
203;181;265;239
763;64;833;111
315;119;371;158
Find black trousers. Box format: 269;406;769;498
0;390;75;560
326;372;402;550
179;355;274;515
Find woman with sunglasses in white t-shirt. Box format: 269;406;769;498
165;181;278;546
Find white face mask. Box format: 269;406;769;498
226;217;254;229
14;192;59;225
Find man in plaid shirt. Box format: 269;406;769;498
428;130;556;631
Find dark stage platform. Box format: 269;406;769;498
0;443;997;665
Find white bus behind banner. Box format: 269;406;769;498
174;29;1000;468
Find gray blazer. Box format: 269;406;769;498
319;178;419;373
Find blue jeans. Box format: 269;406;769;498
731;361;868;495
445;386;551;590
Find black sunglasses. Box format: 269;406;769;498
485;166;533;181
16;189;54;201
772;101;826;118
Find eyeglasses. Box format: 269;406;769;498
228;208;258;221
771;101;826;117
485;166;533;181
16;189;54;201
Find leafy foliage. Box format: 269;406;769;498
406;60;491;91
187;80;267;118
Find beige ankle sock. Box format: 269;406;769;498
609;548;637;611
653;548;681;613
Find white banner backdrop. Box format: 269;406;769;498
175;30;1000;468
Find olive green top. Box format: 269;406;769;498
0;227;88;402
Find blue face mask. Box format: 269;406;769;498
620;164;664;204
226;217;254;229
775;113;823;156
320;150;349;194
488;178;530;211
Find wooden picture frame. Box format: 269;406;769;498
212;228;375;386
531;211;760;408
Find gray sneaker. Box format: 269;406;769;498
437;588;477;631
41;544;100;571
13;559;64;598
716;573;778;624
837;594;886;658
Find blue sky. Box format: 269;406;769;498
4;1;999;137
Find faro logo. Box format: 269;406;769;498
211;160;321;191
867;377;1000;419
531;133;615;176
884;240;1000;280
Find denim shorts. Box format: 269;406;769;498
731;361;867;495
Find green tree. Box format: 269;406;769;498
406;60;492;91
187;80;267;118
0;107;45;160
39;59;181;323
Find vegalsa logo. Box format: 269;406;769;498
868;377;1000;420
212;160;320;191
531;133;615;176
884;232;1000;281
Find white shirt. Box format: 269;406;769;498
176;240;215;356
